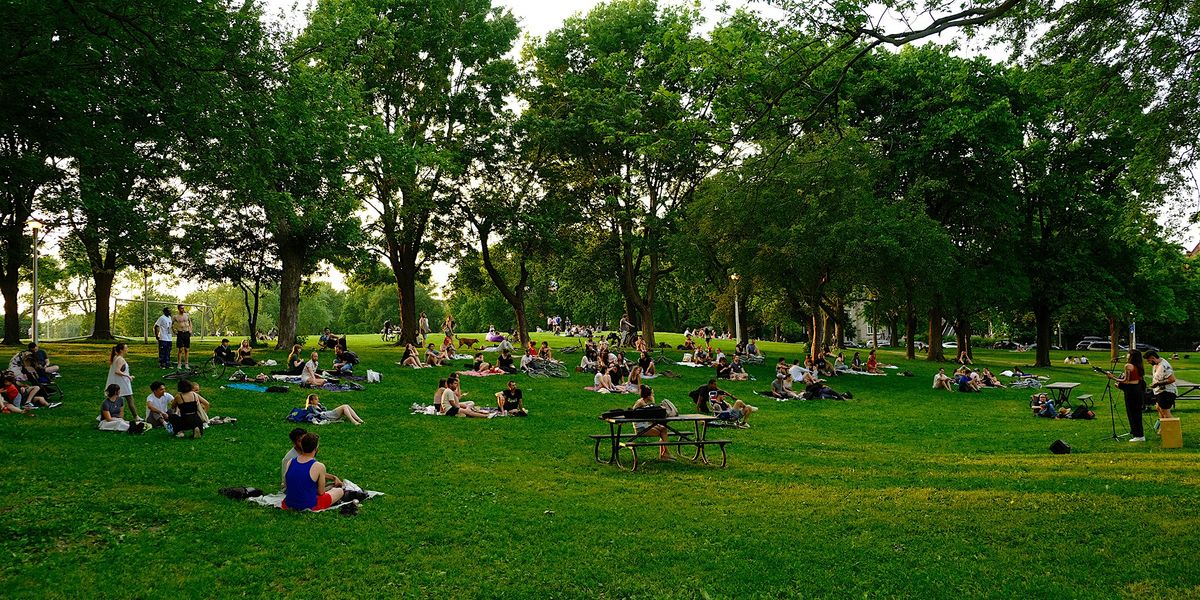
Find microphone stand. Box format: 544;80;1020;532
1097;356;1128;441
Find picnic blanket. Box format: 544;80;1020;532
456;370;505;377
675;361;708;368
246;480;383;512
583;386;634;394
226;382;270;392
754;391;801;401
409;403;513;417
843;370;886;376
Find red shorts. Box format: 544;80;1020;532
281;492;334;511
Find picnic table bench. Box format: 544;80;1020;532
1175;380;1199;400
593;414;731;471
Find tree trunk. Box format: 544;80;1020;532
926;303;945;361
89;269;117;340
887;315;899;350
1;275;20;345
1033;303;1052;367
809;306;824;359
476;225;532;346
275;247;303;350
242;279;263;347
832;297;844;349
954;314;972;359
905;302;916;360
392;261;419;346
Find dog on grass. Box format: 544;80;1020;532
457;337;480;349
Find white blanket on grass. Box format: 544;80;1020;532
247;480;383;512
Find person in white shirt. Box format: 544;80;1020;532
144;381;175;428
1145;350;1177;421
302;352;327;387
154;307;173;369
788;360;809;383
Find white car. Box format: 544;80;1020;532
942;341;957;349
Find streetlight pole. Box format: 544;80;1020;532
142;269;150;343
29;220;40;344
730;273;741;342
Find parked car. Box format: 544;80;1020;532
1027;343;1063;351
1086;341;1126;352
1075;336;1106;350
943;341;958;349
991;340;1021;350
1134;343;1159;352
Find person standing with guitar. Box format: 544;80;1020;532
1106;349;1147;442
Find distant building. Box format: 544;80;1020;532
1190;240;1200;259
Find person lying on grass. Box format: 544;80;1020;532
933;368;954;391
801;372;851;400
302;352;327;387
495;380;525;416
631;385;671;461
305;393;364;425
282;433;344;511
439;378;492;418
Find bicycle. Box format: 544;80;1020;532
380;329;397;343
163;357;228;382
524;358;569;379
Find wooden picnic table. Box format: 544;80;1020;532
1174;380;1199;400
1043;382;1082;408
592;414;731;471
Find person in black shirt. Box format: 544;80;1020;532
497;349;517;374
637;350;657;375
213;339;237;366
715;357;733;380
495;380;525;415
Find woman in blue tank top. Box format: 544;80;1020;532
281;433;344;511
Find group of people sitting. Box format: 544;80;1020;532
2;342;62;415
761;356;853;400
102;379;232;437
931;366;1005;392
213;338;265;367
433;375;526;418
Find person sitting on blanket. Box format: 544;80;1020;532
214;339;237;366
691;379;757;428
715;356;733;380
525;340;538;358
236;340;256;366
440;335;455;359
472;353;503;374
769;372;801;399
932;368;954;392
637;350;657;376
538;342;556;362
850;352;864;372
680;336;697;352
272;344;305;376
440;378;492;418
746;339;762;357
282;432;345;511
735;339;747;356
97;384;129;429
578;350;598;373
728;355;749;381
495;380;525;416
833;353;847;372
334;348;360;373
801;374;850;400
281;427;309;491
813;354;835;378
305;393;364;425
693;346;712;366
865;350;881;374
497;348;518;374
980;367;1005;388
631;385;672;461
788;360;809;382
424;343;448;367
145;381;174;429
592;367;619;392
302;352;328;387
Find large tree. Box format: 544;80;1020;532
524;0;736;345
298;0;521;345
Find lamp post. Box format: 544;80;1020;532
142;269;150;343
28;220;41;344
1129;312;1136;352
730;273;741;342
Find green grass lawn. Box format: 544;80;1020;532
2;333;1198;599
